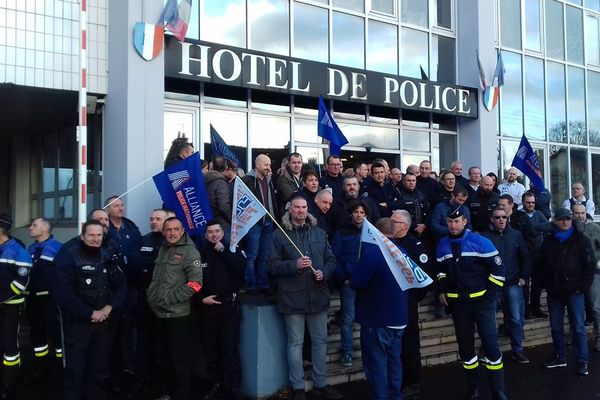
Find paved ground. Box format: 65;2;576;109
12;342;600;399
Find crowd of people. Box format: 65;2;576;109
0;139;599;400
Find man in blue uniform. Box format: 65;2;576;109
27;217;63;379
436;208;507;400
0;213;32;399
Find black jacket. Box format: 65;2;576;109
482;225;531;286
539;226;596;298
132;232;163;290
319;173;344;201
468;189;499;233
242;170;279;220
365;181;402;218
204;170;233;224
331;194;381;232
398;187;431;231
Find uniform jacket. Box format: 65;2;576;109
52;241;126;322
468;189;499;233
146;234;203;318
436;230;505;302
394;233;433;302
416;176;439;206
482;225;531;286
27;235;62;294
204;170;233;225
268;212;336;314
0;238;32;304
108;217;143;282
398;187;431;230
242;170;279;220
133;232;163;290
539;226;596;298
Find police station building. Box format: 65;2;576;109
1;0;600;238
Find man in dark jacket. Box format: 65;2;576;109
429;171;457;209
199;220;245;400
468;176;499;233
416;160;439;204
349;218;409;400
204;156;233;229
430;187;471;243
398;172;430;238
276;152;304;215
331;176;380;231
540;208;596;376
529;183;552;220
268;196;342;400
241;154;278;294
319;155;344;201
366;162;402;218
482;208;532;364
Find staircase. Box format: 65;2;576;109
307;290;563;387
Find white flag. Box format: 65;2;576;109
230;177;267;252
359;219;433;290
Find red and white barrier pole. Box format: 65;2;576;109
77;0;88;232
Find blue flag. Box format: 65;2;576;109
317;96;348;156
511;135;545;191
153;152;212;235
210;124;242;167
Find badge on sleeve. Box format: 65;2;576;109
419;254;428;263
494;256;502;266
193;260;201;268
17;267;28;276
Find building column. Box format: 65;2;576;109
104;0;165;227
456;1;497;175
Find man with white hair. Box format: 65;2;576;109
498;168;526;208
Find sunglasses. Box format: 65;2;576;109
493;215;508;220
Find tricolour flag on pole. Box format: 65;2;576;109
210;124;242;167
160;0;192;42
230;177;267;252
511;135;545;191
317;96;348;156
153;152;212;235
360;219;433;291
477;51;505;112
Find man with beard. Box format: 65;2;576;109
331;176;380;229
498;168;526;208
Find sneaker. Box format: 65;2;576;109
292;389;306;400
544;357;567;369
340;353;352;367
312;385;344;400
577;361;589;376
511;351;530;364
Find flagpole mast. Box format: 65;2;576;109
77;0;88;232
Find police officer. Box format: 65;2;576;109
52;220;126;400
27;217;63;379
436;208;507;400
397;172;431;238
0;213;32;399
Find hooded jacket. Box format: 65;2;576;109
268;212;336;314
204;170;233;225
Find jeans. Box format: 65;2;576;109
245;221;273;290
547;292;589;363
283;311;328;390
339;284;356;357
502;285;525;353
586;272;600;340
360;326;404;400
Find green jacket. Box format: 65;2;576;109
146;234;202;318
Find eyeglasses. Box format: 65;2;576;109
493;215;508;220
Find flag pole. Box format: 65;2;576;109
235;177;316;273
77;0;88;232
103;176;155;209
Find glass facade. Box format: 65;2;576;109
497;0;600;214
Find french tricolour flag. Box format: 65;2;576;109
161;0;192;42
133;22;164;61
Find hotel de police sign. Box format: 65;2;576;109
165;37;478;119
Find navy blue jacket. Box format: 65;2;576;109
0;238;32;304
365;181;402;218
430;200;471;241
319;173;344;201
349;242;409;327
108;217;142;282
27;236;62;294
331;223;362;286
436;230;505;301
482;225;531;286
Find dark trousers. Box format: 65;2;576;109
200;306;241;390
63;319;113;400
110;287;136;375
527;260;544;311
0;304;21;387
360;326;404;400
401;293;421;387
451;298;505;398
155;316;192;400
134;292;156;380
26;294;62;370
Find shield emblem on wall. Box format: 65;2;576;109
133;22;164;61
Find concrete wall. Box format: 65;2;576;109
103;0;165;231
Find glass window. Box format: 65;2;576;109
401;0;428;27
201;0;246;48
295;146;326;170
432;133;457;174
586;0;600;11
501;140;520;178
524;56;545;140
249;0;289;56
332;12;365;69
402;130;430;152
202;109;248;170
400;28;428;79
370;0;395;16
367;20;397;74
588;71;600;146
525;0;542;51
164;111;195;160
566;6;584;64
500;51;523;138
293;3;328;63
433;0;452;29
586;16;600;65
294;117;319;143
250;114;290;169
591;154;600;215
549;145;568;211
547;62;566;143
570;148;588;189
432;35;455;84
342;124;399;149
567;67;586;145
500;0;522;49
333;0;364;13
186;0;199;40
545;0;564;60
58;127;74;192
